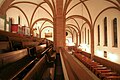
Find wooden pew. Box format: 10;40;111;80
73;49;120;80
27;45;45;58
94;56;120;75
0;49;28;68
10;46;54;80
103;75;120;80
35;45;46;53
81;51;91;58
0;34;11;53
22;41;39;48
23;55;47;80
0;30;41;50
73;52;100;71
46;47;56;62
0;42;11;53
10;40;23;51
0;30;27;41
74;48;120;75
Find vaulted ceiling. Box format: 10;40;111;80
0;0;120;16
0;0;120;39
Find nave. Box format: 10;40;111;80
0;30;120;80
0;0;120;80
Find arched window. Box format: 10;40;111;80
88;29;89;45
104;17;107;46
98;25;100;46
113;18;118;47
82;31;84;43
85;28;86;44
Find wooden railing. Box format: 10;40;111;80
59;47;96;80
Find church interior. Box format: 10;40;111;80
0;0;120;80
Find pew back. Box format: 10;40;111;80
0;42;11;53
76;50;120;75
0;49;28;68
94;56;120;75
23;55;47;80
22;41;39;48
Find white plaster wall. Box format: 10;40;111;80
0;18;4;30
69;0;120;64
94;8;120;64
6;1;53;38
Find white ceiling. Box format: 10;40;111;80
0;0;5;7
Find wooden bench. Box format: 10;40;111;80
73;49;120;80
0;34;9;41
0;42;11;53
23;55;48;80
46;47;56;62
35;45;46;58
103;75;120;80
10;40;23;50
94;56;120;75
0;49;28;68
10;46;54;80
22;41;39;48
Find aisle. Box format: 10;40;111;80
54;53;64;80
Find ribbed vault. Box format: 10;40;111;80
0;0;120;59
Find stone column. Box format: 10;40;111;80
91;28;94;60
54;0;66;52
